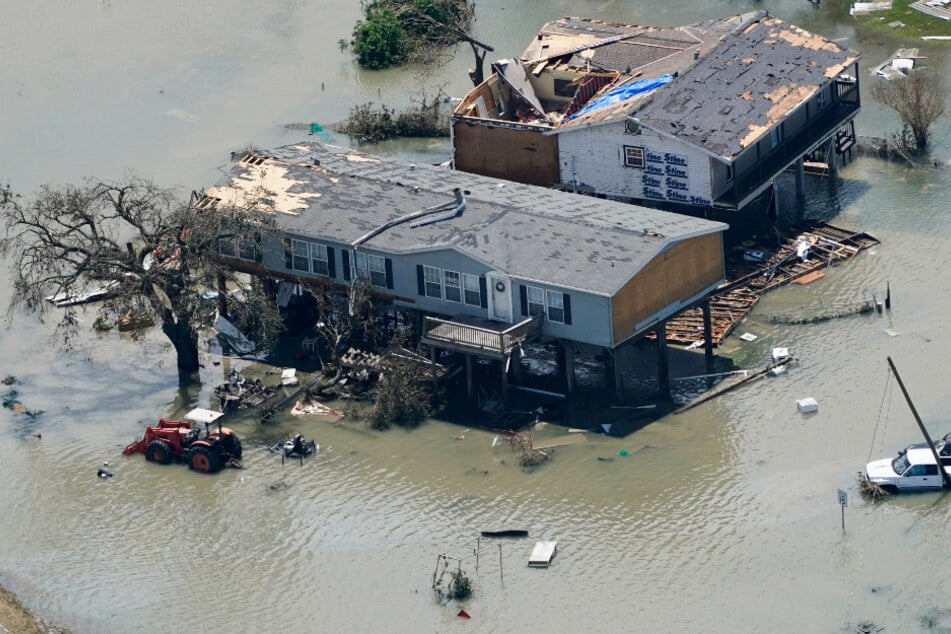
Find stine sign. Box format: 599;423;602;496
640;150;709;206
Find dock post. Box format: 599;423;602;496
562;339;575;395
795;156;805;200
657;322;670;398
466;354;474;400
500;355;510;402
430;346;438;396
702;300;714;368
612;347;624;402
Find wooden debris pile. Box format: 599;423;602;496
655;222;880;347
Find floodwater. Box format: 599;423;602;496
3;1;951;632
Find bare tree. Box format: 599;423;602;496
0;178;285;378
872;69;947;151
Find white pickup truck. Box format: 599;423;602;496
864;437;951;493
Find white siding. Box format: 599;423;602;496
558;122;714;208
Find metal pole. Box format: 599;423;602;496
887;356;951;487
499;543;504;588
841;504;845;533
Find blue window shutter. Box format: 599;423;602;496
327;247;336;278
342;250;351;281
563;293;572;325
479;276;487;308
416;265;425;296
519;284;528;316
284;238;292;269
385;258;394;289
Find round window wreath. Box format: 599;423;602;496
495;281;506;292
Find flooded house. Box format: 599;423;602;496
450;10;861;220
197;142;728;400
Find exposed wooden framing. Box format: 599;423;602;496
650;222;879;347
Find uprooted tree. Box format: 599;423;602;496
872;69;948;151
0;178;285;378
350;0;492;84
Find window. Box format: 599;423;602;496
546;290;565;323
354;252;387;287
463;273;481;306
725;164;734;183
218;238;236;258
769;127;781;150
354;252;369;279
527;286;545;317
311;243;329;276
444;270;462;302
291;239;309;271
523;285;570;324
423;265;442;298
237;238;260;262
624;145;645;169
368;254;387;288
816;87;827;110
221;236;259;262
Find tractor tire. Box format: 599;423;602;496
189;445;223;474
226;436;243;460
145;440;172;465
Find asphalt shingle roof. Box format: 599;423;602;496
205;143;726;296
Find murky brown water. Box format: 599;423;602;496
4;2;951;632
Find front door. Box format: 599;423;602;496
487;272;512;322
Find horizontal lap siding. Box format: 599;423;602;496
610;233;723;344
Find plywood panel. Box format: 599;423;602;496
452;121;560;186
611;233;723;343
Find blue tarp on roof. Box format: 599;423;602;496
566;74;674;121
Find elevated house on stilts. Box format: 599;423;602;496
450;10;861;225
196;142;727;403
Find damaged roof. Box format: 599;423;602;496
629;12;860;157
204;143;726;296
527;12;860;158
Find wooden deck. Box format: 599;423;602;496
655;222;880;347
421;314;543;359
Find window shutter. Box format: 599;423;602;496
519;284;528;316
327;247;336;278
563;293;572;325
342;250;351;281
479;276;488;308
416;265;425;296
284;238;292;269
385;258;394;289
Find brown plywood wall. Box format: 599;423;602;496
611;232;723;344
452;122;560;186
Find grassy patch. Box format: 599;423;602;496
0;585;44;634
850;0;951;38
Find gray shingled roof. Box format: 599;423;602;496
629;13;859;157
533;12;859;159
205;143;726;296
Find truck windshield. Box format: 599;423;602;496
892;454;910;476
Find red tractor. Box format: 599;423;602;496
123;408;242;474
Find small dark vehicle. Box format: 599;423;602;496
123;408;242;474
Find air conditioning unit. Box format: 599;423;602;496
625;120;641;135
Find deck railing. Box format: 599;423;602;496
423;314;543;356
